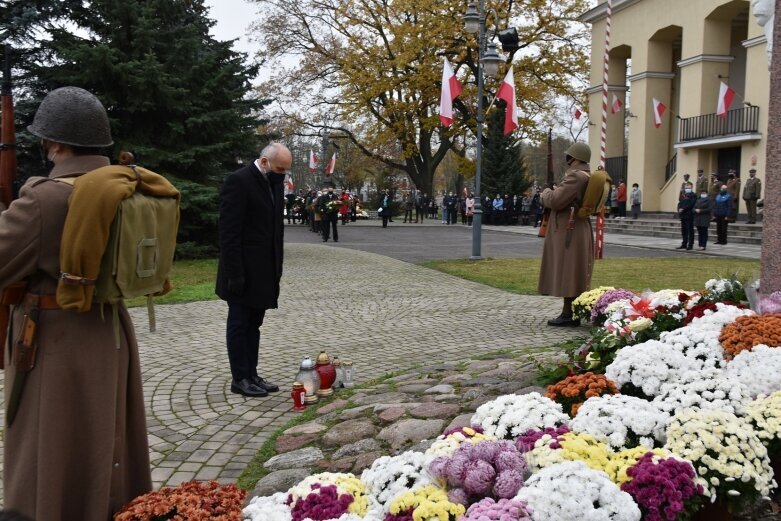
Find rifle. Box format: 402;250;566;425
0;44;15;209
0;45;18;373
537;129;554;238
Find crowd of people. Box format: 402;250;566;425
676;168;762;249
284;186;363;239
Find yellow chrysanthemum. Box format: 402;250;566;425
558;432;612;472
605;447;670;485
389;485;465;521
334;474;369;515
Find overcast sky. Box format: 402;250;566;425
204;0;259;57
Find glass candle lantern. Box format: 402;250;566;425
315;351;336;397
291;382;307;411
295;357;320;404
342;360;355;388
332;357;343;389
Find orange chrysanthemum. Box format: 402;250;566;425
719;314;781;358
546;372;619;416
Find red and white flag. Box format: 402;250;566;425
652;98;667;128
308;150;318;173
496;66;518;135
439;57;462;126
463;186;468;197
611;94;623;114
325;153;336;176
717;82;735;118
286;176;295;191
574;107;583;120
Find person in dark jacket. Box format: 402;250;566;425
693;190;712;250
216;142;290;397
530;191;543;227
676;188;696;250
713;186;733;245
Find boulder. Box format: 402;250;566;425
378;419;445;450
250;469;311;498
264;447;323;471
275;433;320;453
322;419;377;447
283;422;327;436
332;438;383;460
410;403;460;419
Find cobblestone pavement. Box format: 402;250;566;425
137;243;580;488
0;242;581;501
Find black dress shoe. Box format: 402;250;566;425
547;314;581;327
251;375;280;392
231;378;268;397
675;245;686;249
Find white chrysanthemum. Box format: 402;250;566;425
606;339;698;397
665;409;775;502
515;461;640;521
724;345;781;398
472;393;569;440
658;325;724;370
746;391;781;446
652;368;749;417
243;492;292;521
360;451;434;513
687;303;754;331
571;395;668;450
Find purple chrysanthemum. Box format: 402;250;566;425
290;484;353;521
591;289;636;322
462;497;534;521
621;454;703;521
384;507;414;521
428;440;527;504
515;426;570;453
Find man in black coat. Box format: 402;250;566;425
216;142;292;397
318;183;339;242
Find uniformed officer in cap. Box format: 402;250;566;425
0;87;152;520
743;168;762;224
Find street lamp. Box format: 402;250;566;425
463;0;505;260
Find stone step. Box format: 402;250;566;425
602;220;762;245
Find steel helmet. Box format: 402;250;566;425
27;86;113;147
565;142;591;164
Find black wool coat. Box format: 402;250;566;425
216;162;284;309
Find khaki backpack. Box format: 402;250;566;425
577;168;613;219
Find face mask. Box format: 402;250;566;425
701;193;708;198
40;143;56;174
720;189;728;194
685;189;692;194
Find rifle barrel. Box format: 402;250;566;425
1;44;17;208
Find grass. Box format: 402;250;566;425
126;259;218;307
423;257;760;294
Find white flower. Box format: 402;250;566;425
658;324;724;370
243;492;292;521
724;345;781;398
515;461;640;521
745;391;781;445
424;429;497;458
652;369;749;417
360;451;434;513
472;393;569;440
571;395;668;450
664;409;775;502
627;318;652;332
606;339;698;397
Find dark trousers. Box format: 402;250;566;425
415;207;424;222
382;214;389;227
716;215;729;243
745;199;758;223
618;202;627;217
403;209;413;222
697;225;709;248
226;302;266;382
680;218;694;248
322;214;338;241
631;204;640;219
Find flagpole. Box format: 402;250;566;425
470;0;487;260
595;0;613;260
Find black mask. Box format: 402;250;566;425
40;143;55;174
267;172;286;185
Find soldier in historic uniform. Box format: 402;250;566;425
726;170;740;222
0;87;152;520
742;168;762;224
538;142;594;327
695;169;708;195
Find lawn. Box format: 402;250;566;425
128;256;760;307
423;257;760;295
126;258;219;307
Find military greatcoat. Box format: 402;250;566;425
538;167;595;298
0;155;151;521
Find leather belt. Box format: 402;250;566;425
23;294;61;310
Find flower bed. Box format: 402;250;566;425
122;276;780;521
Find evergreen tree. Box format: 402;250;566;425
0;0;268;256
481;101;529;198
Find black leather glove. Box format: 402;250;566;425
227;277;245;296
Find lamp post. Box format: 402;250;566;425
463;1;504;260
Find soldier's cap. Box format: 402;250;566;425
750;169;757;173
728;172;736;177
697;169;704;173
